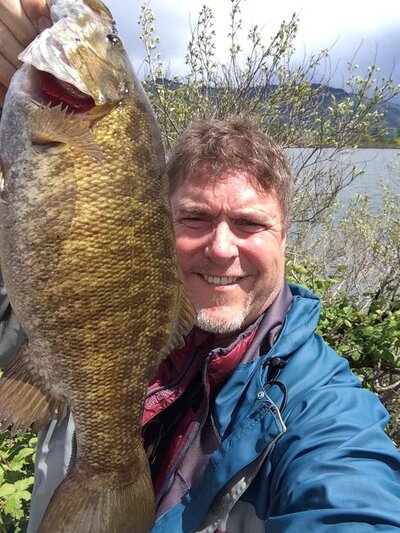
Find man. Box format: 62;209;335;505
0;2;400;532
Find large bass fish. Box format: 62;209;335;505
0;0;194;531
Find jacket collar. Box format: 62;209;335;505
144;280;294;425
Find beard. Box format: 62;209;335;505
195;293;253;335
195;308;248;335
194;281;280;336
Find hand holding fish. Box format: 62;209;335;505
0;0;51;105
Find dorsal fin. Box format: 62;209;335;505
165;284;196;354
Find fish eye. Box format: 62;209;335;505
107;33;121;46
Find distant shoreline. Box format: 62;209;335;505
359;142;400;149
298;141;400;149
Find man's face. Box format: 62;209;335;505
171;170;287;337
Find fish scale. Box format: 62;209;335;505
0;0;195;531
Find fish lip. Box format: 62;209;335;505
18;21;95;100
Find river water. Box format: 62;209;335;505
338;148;400;208
287;147;399;217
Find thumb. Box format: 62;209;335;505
21;0;51;32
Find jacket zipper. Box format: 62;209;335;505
155;355;212;506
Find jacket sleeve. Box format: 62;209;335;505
266;340;400;531
0;271;26;368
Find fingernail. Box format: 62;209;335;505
37;16;52;32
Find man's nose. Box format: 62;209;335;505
204;222;239;263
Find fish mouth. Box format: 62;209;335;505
18;15;128;109
39;70;96;114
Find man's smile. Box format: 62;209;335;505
199;274;246;286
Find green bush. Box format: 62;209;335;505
0;430;36;531
287;260;400;445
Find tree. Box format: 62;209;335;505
139;0;399;239
139;0;400;442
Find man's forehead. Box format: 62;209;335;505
180;165;271;196
172;174;282;222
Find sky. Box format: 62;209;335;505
105;0;400;95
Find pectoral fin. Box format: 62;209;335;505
30;104;102;160
0;343;66;434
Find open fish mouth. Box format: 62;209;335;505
17;17;104;106
39;71;96;113
16;64;105;160
18;11;127;108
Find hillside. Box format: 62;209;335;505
149;79;400;140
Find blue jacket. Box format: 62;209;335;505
151;283;400;532
1;282;399;531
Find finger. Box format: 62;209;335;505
0;54;16;87
0;0;38;47
0;18;25;68
0;82;7;107
21;0;51;32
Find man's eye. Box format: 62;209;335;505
236;220;265;233
181;218;209;229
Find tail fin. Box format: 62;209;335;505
38;461;155;533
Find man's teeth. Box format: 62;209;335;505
204;275;241;285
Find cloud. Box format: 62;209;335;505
109;0;399;91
